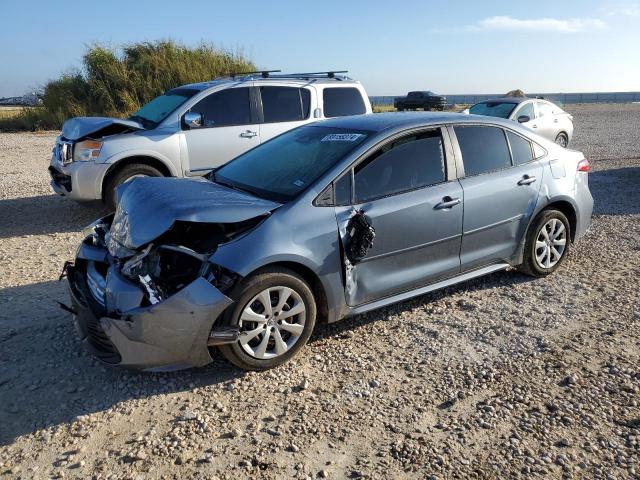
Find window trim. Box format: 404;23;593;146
449;124;515;178
257;85;312;124
181;86;258;130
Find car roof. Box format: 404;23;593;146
182;77;362;91
315;112;519;133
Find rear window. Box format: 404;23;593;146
323;88;366;117
454;126;512;176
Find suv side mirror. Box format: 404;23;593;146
184;112;203;129
517;115;530;123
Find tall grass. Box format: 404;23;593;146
0;40;255;131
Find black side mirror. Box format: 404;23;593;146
517;115;530;123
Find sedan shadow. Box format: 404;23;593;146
0;194;107;239
0;280;244;446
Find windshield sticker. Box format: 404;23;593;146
293;179;305;187
321;133;364;142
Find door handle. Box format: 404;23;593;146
434;196;461;209
518;175;537;186
240;130;258;138
553;118;558;123
532;124;538;128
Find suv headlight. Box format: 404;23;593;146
73;139;103;162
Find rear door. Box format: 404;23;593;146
334;127;463;306
452;125;543;270
535;101;556;141
258;86;314;142
182;86;260;174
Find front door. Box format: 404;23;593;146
335;128;463;306
452;125;543;270
183;86;260;174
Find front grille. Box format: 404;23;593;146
72;264;121;364
49;166;72;192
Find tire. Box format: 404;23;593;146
218;267;317;371
518;209;571;277
103;163;163;211
555;132;569;148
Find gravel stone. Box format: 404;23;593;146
0;104;639;478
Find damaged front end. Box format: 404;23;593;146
65;214;255;371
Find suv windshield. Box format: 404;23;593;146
469;101;518;119
213;126;371;202
129;88;199;128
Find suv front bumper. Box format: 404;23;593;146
49;154;110;201
66;242;233;371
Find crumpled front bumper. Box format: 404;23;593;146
67;243;233;371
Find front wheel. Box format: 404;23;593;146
218;267;316;370
518;209;571;277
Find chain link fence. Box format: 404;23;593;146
370;92;640;107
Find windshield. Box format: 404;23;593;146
129;88;199;128
213;126;371;202
469;101;518;119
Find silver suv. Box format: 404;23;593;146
49;71;372;209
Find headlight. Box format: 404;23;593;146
106;205;137;258
73;139;103;162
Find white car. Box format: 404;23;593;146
464;97;574;148
49;71;372;209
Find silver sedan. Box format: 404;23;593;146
465;97;574;147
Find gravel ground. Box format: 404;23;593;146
0;104;639;479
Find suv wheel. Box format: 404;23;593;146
518;209;570;277
104;163;163;211
218;267;316;370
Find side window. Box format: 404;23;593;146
323;88;366;117
190;88;252;127
515;102;534;120
506;130;534;165
334;172;352;206
260;86;310;123
536;101;553;118
454;126;512;176
353;130;445;203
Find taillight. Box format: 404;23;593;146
577;159;589;172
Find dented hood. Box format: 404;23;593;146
62;117;145;140
116;177;281;248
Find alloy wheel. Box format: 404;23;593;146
237;286;306;360
534;218;567;269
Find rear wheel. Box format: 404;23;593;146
104;163;163;211
555;132;569;148
518;209;570;277
218;267;316;370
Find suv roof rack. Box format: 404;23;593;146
219;70;351;81
229;70;281;78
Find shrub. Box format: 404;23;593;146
0;40;254;131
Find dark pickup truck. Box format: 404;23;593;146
394;91;447;111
